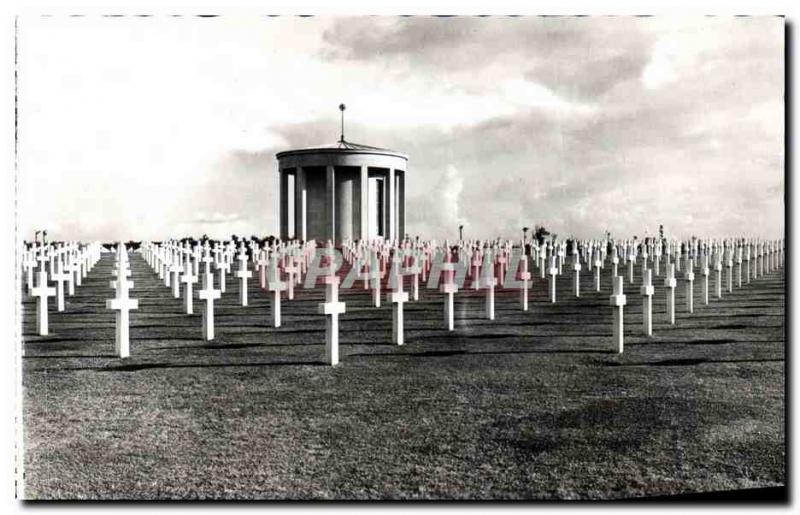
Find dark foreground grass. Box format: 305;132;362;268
21;253;785;499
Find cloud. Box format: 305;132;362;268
17;16;785;242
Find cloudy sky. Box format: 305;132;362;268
17;15;784;242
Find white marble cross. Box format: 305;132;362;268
106;271;138;358
369;249;382;308
318;275;346;366
572;251;581;298
701;252;710;305
31;270;56;336
664;263;677;325
640;269;654;336
481;252;497;320
548;255;558;303
235;247;252;306
387;255;409;345
181;259;199;315
684;259;695;314
170;253;183;299
440;259;458;330
736;243;743;288
266;254;287;328
198;271;221;340
609;275;627;353
725;245;734;293
51;259;70;312
519;251;532;311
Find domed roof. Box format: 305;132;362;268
276;139;407;160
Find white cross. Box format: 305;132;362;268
235;249;252;306
169;254;183;299
51;260;70;312
387;255;409;345
318;275;346;366
548;255;558;303
640;269;654;336
266;255;287;327
481;252;498;320
572;252;581;298
609;275;627;353
664;263;677;325
440;260;458;331
106;272;138;358
181;261;199;315
519;251;532;310
684;259;695;314
31;270;56;336
198;271;221;340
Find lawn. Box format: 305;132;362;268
21;251;785;499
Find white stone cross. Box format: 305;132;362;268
318;275;346;366
369;249;382;308
235;248;252;306
736;243;743;288
481;252;498;320
548;255;558;303
701;252;710;305
170;254;183;299
217;257;231;293
725;245;734;293
106;272;138;358
611;246;619;277
664;263;677;325
31;270;56;336
51;260;69;312
387;255;409;345
181;260;199;315
519;251;532;311
684;259;695;314
640;269;654;336
284;258;298;301
609;275;627;353
257;250;269;289
572;251;581;298
198;271;221;340
266;254;287;327
628;246;636;284
594;249;602;292
440;259;458;330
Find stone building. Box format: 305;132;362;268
275;140;408;244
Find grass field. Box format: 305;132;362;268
21;251;785;500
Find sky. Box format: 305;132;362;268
16;15;784;242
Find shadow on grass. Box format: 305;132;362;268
23;354;119;359
149;342;321;351
347;348;609;359
602;357;784;367
64;359;326;372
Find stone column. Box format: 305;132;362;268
279;169;289;240
397;171;405;240
360;165;369;241
388;168;396;241
326;165;336;243
294;166;307;241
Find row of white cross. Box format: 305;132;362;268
27;235;783;364
24;241;103;338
